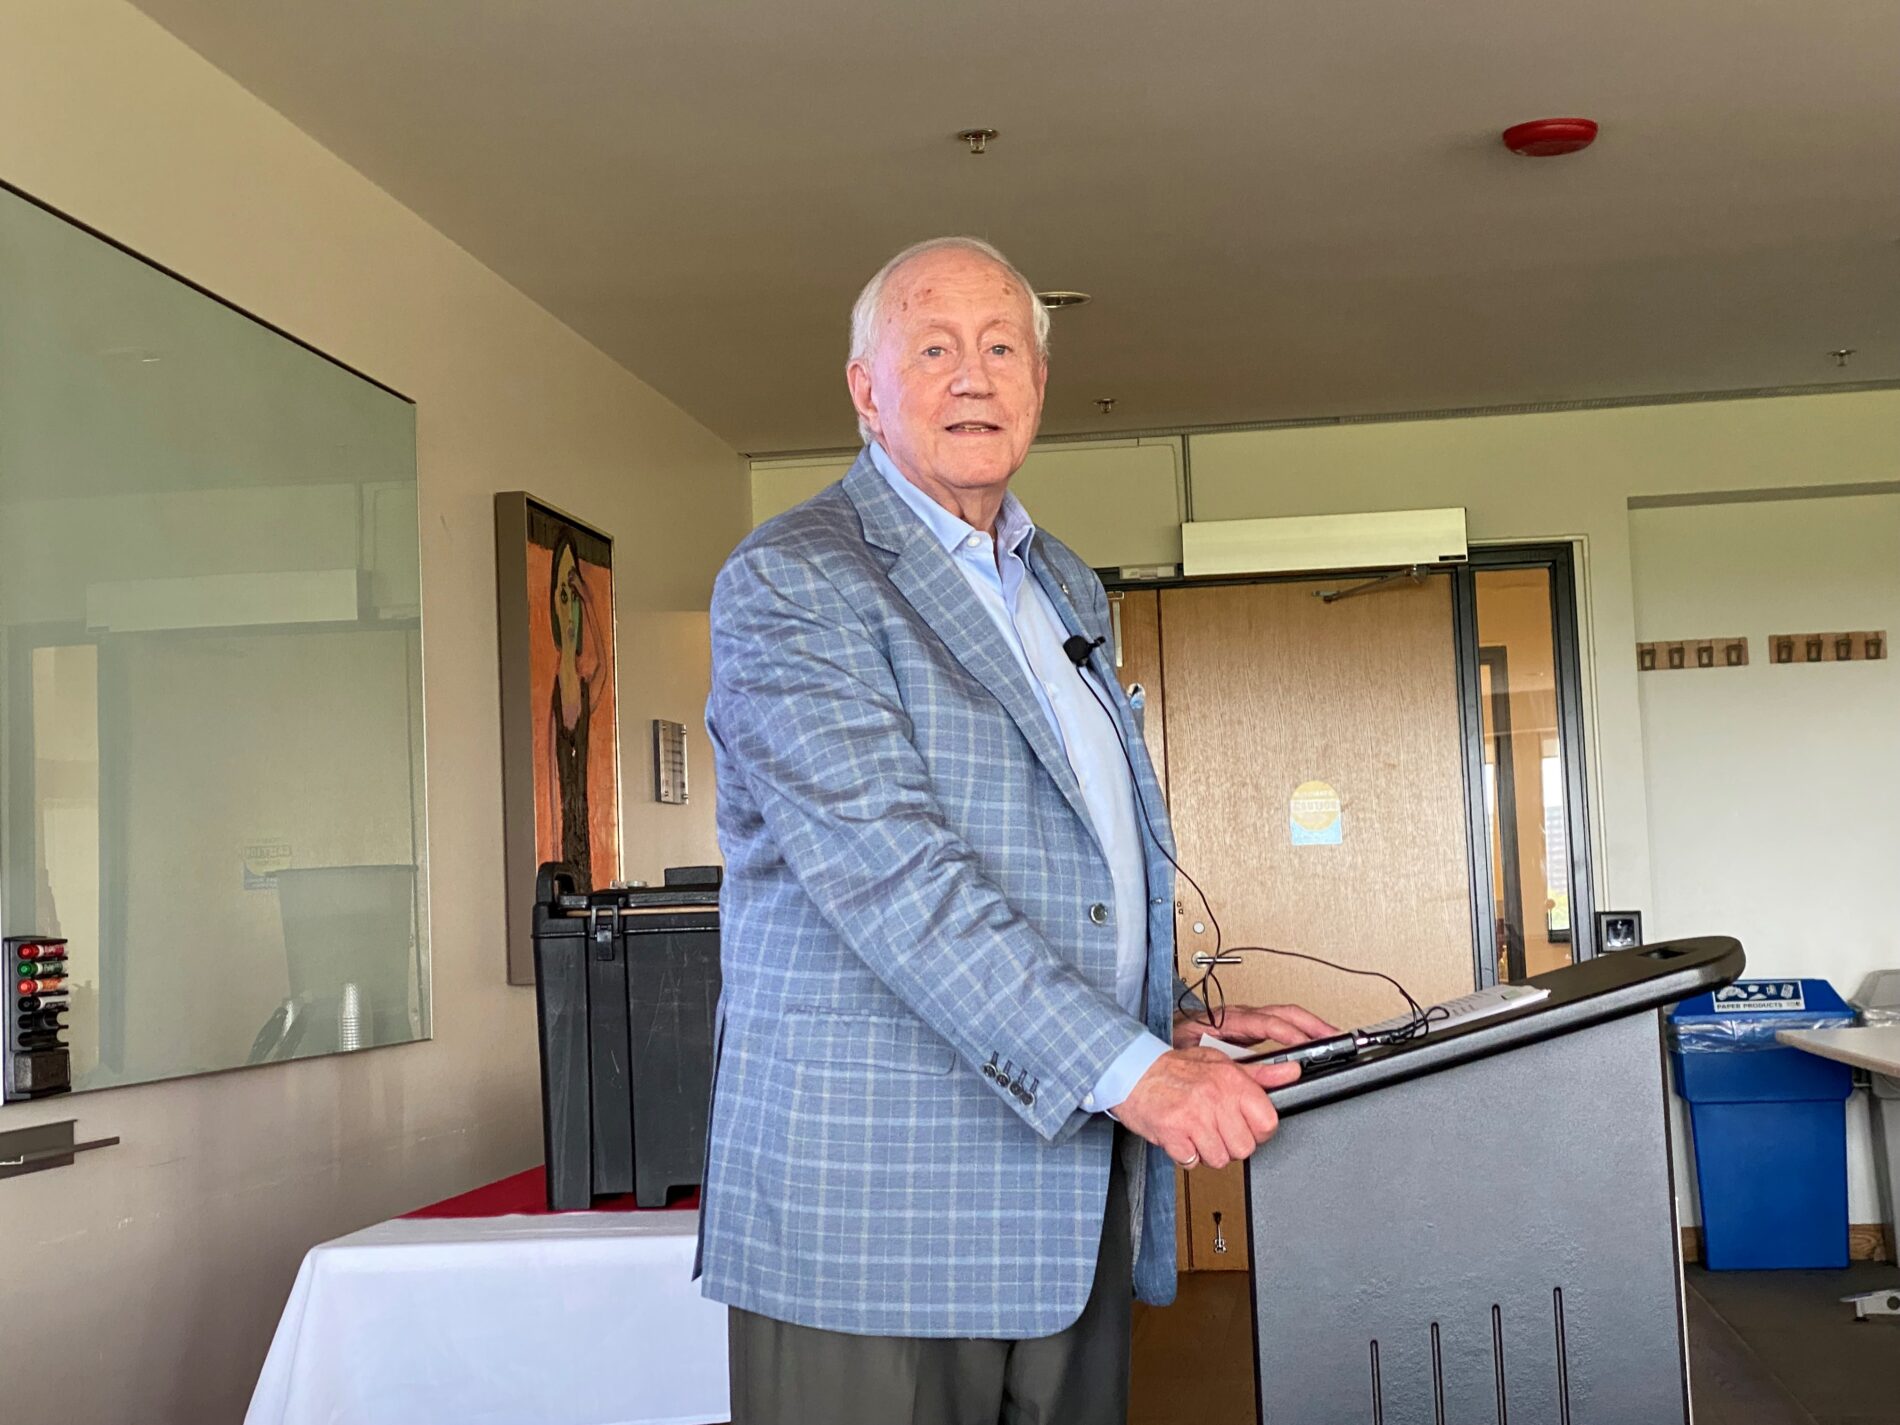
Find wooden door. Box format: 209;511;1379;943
1157;576;1475;1269
1108;591;1192;1267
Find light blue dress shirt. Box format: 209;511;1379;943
869;444;1171;1112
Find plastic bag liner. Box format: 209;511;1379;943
1669;1012;1859;1052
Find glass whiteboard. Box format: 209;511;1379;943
0;181;428;1094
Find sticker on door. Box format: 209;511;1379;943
1289;780;1343;846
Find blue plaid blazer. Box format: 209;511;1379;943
699;451;1182;1338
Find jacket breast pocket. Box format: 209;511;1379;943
779;1008;957;1076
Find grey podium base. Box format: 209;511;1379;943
1248;1009;1689;1424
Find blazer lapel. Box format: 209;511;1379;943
844;456;1096;836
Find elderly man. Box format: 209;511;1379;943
701;235;1334;1424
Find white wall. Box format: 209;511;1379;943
617;611;722;885
1633;493;1900;1221
0;4;747;1422
752;437;1186;569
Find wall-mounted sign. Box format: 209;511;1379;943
1637;637;1748;672
1768;630;1886;664
1289;780;1343;846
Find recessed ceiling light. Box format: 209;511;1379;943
1037;291;1091;309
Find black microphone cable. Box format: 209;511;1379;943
1060;632;1441;1046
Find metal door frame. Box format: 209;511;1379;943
1452;543;1597;986
1108;541;1597;994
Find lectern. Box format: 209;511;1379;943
1246;935;1742;1424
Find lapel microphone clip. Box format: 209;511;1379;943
1062;634;1106;668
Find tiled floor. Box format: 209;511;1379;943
1129;1265;1900;1424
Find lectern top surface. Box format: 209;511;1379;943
1267;935;1743;1117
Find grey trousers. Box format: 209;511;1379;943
727;1144;1134;1425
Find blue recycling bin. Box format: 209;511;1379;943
1669;979;1858;1269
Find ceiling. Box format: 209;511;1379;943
129;0;1900;454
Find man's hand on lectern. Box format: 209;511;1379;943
1112;1048;1302;1171
1172;1002;1339;1052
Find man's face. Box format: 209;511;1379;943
847;249;1047;514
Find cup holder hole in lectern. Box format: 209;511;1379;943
1641;947;1685;960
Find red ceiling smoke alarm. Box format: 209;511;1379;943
1501;117;1599;157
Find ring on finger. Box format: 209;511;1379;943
1178;1152;1199;1168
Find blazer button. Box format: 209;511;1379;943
1089;903;1109;925
1020;1090;1036;1106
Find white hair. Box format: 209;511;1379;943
847;236;1050;444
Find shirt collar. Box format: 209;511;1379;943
868;442;1036;561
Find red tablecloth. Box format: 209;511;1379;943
404;1166;699;1219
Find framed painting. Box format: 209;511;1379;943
495;493;622;983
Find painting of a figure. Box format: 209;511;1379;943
496;493;621;982
529;518;619;887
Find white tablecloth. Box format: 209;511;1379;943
245;1211;728;1425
